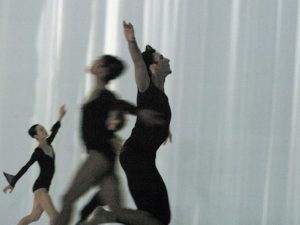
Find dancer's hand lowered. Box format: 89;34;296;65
3;184;13;194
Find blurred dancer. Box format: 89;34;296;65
55;55;165;225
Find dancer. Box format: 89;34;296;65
119;21;172;225
74;112;124;225
3;105;66;225
55;55;165;225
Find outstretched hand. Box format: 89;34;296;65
3;185;13;194
123;21;135;42
59;104;67;121
138;109;166;126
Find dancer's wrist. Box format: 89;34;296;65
129;37;136;43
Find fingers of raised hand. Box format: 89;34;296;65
123;21;133;29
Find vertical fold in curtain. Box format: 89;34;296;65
34;0;64;124
286;0;300;224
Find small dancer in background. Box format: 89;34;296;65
3;105;66;225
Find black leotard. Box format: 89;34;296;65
128;81;171;145
81;89;136;162
4;122;61;192
120;81;172;225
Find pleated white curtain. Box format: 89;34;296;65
1;0;300;225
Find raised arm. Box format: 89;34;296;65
47;105;66;144
123;21;150;92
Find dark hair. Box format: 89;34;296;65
142;45;156;77
101;55;125;83
28;124;38;138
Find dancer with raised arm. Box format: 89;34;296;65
3;105;66;225
119;21;172;225
55;55;165;225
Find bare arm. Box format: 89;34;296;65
58;104;66;122
123;21;150;92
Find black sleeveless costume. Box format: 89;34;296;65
3;122;61;192
120;81;172;225
77;89;136;223
81;89;136;164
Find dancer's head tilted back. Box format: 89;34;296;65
121;21;172;225
89;54;125;83
28;124;48;141
142;45;172;79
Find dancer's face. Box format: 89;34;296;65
34;125;48;140
89;58;109;77
151;52;172;77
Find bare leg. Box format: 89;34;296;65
55;151;113;225
35;188;58;225
17;192;43;225
86;174;164;225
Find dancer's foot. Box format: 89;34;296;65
81;207;116;225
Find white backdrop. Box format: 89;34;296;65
1;0;300;225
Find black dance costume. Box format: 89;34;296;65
81;89;136;163
120;81;172;225
3;122;61;192
76;92;133;225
